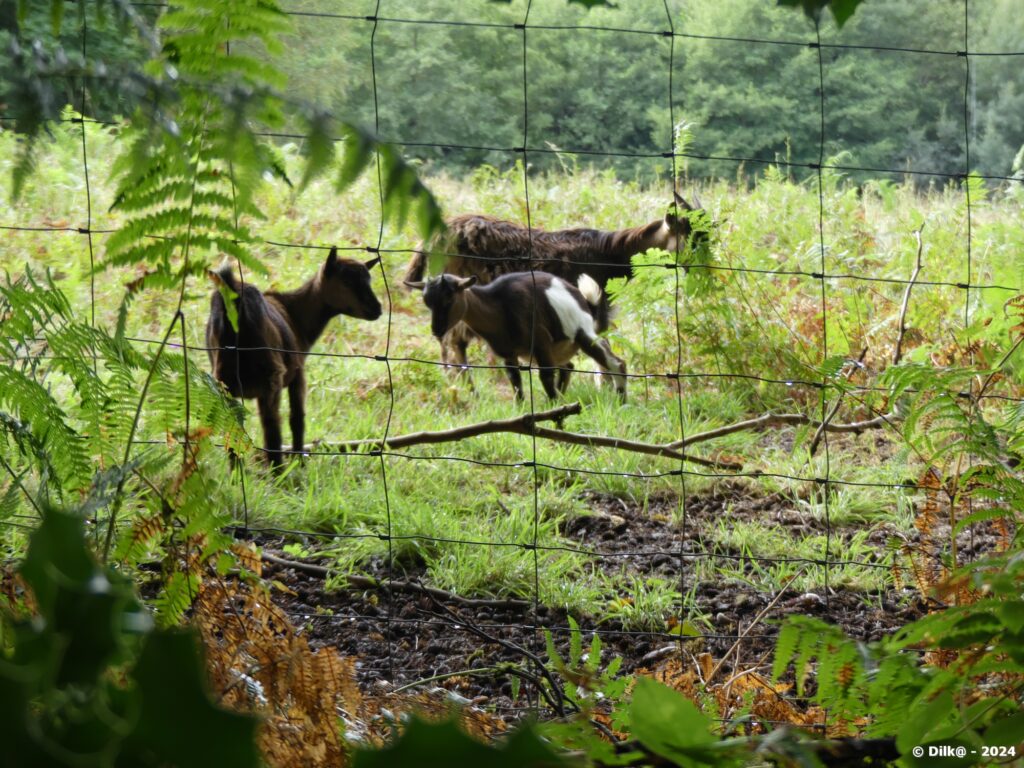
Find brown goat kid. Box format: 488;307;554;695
407;271;627;402
403;191;705;370
206;247;382;467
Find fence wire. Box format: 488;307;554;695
1;0;1017;733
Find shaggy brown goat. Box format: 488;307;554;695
403;191;705;370
406;271;627;401
206;247;382;467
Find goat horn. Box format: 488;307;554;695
403;280;426;291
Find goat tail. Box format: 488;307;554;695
210;264;268;342
402;242;428;288
576;273;613;333
576;273;601;305
213;263;241;295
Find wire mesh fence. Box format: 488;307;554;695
1;0;1021;732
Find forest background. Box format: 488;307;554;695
4;0;1022;185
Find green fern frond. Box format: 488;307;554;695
0;368;91;492
0;475;25;521
154;571;200;628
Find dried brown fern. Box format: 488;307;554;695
194;578;355;767
903;470;948;595
643;653;862;737
191;576;506;767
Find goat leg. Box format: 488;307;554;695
257;389;284;468
556;362;574;394
577;334;628;402
504;359;524;400
288;368;306;458
536;360;560;401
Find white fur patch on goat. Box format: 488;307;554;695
545;278;596;341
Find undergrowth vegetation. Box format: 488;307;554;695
4;120;1022;613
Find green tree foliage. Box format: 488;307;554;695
279;0;674;175
5;1;1021;185
274;0;1022;183
0;2;156;120
2;0;444;239
678;0;980;182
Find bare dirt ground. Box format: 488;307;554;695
257;483;932;721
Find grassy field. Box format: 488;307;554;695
2;119;1023;635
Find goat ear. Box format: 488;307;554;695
674;190;694;210
364;255;381;270
325;246;339;269
403;280;426;292
208;269;224;287
453;275;478;291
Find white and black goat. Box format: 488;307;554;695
406;271;627;401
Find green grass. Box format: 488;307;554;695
2;121;1022;629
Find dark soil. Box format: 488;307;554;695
255;482;935;720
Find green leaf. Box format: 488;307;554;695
298;112;336;192
50;0;64;35
984;711;1024;748
937;612;1002;649
17;509;143;687
776;0;864;27
770;622;802;684
216;279;240;333
997;602;1024;634
336;123;375;191
122;630;260;768
568;615;582;667
897;691;955;754
630;678;719;765
539;719;625;765
545;628;565;670
354;717;570;768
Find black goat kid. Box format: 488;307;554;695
206;247;382;467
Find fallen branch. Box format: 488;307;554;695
316;402;741;470
260;551;532;610
319;402;581;452
527;425;741;470
422;594;573;717
667;411;894;451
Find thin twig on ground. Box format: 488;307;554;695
667;411;892;451
260;551;532;610
808;347;868;456
892;225;925;367
422;596;573;717
704;567;806;687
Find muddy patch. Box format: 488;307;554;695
254;482;931;721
